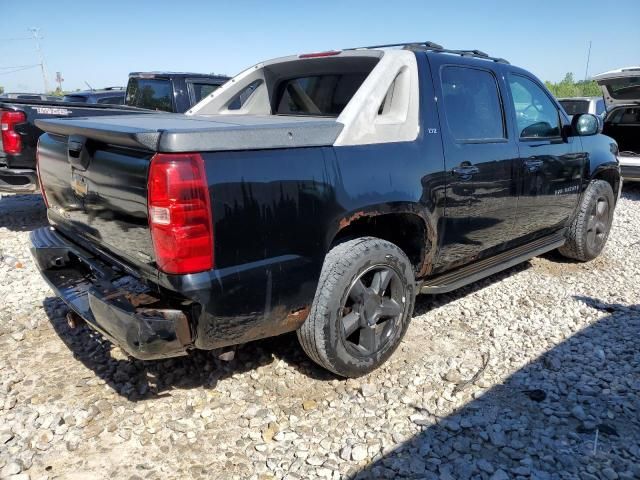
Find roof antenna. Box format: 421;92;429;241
84;81;94;91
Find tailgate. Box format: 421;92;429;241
37;131;156;271
593;66;640;109
35;112;342;271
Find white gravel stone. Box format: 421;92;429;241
1;187;639;479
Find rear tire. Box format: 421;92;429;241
297;237;416;378
558;180;615;262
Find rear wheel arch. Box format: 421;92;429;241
330;208;436;277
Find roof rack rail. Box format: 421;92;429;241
345;41;509;64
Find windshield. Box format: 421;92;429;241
559;100;589;115
125;77;172;111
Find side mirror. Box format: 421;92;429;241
572;114;599;136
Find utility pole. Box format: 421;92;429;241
55;72;64;92
29;27;49;93
584;40;592;82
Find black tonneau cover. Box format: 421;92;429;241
35;113;344;152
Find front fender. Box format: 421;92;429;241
580;134;621;200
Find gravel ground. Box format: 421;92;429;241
0;186;639;480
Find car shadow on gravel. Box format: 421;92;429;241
0;193;47;232
349;299;640;479
42;296;336;401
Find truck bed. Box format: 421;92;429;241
0;99;153;192
35;113;344;152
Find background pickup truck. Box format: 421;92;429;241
61;86;126;105
0;72;229;193
31;42;620;378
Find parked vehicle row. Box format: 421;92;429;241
0;92;61;102
30;42;620;377
0;72;229;193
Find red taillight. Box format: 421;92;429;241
1;110;26;155
35;139;50;208
147;153;214;274
299;50;342;59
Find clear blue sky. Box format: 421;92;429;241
1;0;638;93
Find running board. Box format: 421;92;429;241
420;233;566;294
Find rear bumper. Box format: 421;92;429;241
30;226;318;358
0;166;38;193
30;227;193;360
621;164;640;182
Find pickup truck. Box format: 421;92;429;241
125;72;230;112
0;72;229;193
62;87;126;105
30;42;621;378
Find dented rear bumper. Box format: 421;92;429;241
29;227;193;360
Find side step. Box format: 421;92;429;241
420;233;566;294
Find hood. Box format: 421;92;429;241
592;66;640;108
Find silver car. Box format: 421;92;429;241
558;96;607;120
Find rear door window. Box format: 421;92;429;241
275;73;369;116
508;74;561;139
441;66;506;142
125;78;173;111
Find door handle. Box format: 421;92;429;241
452;165;480;180
523;159;544;173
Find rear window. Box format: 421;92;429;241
605;77;640;101
97;96;124;105
559;100;589;116
275;73;369;116
191;82;220;103
62;95;87;103
125;78;172;112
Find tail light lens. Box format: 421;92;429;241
1;110;26;155
147;153;214;274
35;139;50;208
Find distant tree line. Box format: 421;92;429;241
545;73;601;98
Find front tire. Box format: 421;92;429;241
558;180;615;262
297;237;416;378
